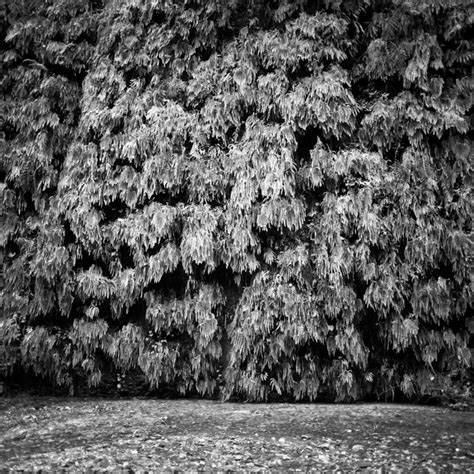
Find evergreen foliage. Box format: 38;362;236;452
1;0;472;401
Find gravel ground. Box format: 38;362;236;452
1;397;473;471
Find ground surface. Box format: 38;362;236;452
0;397;473;471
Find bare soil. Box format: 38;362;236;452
0;397;473;471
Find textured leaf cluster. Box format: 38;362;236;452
1;0;472;401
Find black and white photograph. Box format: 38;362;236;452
0;0;473;470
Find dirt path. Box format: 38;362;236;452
0;397;473;471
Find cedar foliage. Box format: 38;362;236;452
1;0;472;401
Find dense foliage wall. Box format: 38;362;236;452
1;0;472;401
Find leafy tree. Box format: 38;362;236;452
1;0;472;401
